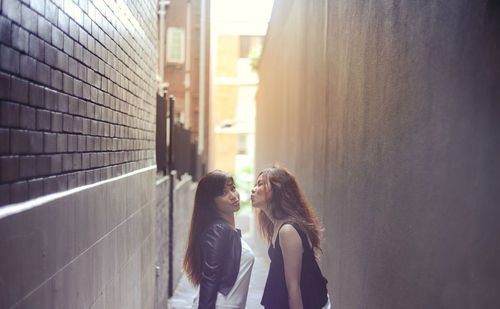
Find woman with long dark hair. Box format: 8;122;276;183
183;170;255;309
251;166;330;309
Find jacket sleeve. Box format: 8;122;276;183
198;224;229;309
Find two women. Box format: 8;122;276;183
184;167;329;309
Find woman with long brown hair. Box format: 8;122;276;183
183;170;255;309
251;166;330;309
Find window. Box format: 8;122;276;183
167;27;185;63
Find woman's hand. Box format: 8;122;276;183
280;224;304;309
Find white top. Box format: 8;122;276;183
193;239;255;308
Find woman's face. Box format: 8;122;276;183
214;179;240;215
251;174;271;209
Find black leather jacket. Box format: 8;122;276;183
198;221;242;309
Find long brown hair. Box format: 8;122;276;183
183;170;234;286
256;166;323;254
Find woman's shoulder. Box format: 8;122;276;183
204;220;235;238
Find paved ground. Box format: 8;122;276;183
168;232;270;309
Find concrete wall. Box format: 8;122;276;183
256;1;500;308
0;167;156;309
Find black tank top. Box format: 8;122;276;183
260;222;328;309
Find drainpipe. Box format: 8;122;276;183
198;0;206;155
184;1;191;128
158;0;170;91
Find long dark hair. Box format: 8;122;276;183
256;166;323;254
183;170;233;286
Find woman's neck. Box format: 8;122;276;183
219;212;236;229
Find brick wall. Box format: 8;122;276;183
0;0;157;206
0;0;159;308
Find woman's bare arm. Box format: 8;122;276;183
279;224;304;309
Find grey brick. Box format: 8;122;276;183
50;154;61;173
63;33;73;55
0;184;10;205
21;5;38;33
51;25;63;49
86;102;94;118
62;113;72;132
19;105;36;129
56;133;67;152
19;155;36;178
92;136;99;151
68;57;78;77
36;155;50;175
51;69;62;90
82;117;90;134
45;1;58;25
0;156;19;182
10;76;28;103
0;15;11;45
35;61;50;85
30;0;44;15
43;88;57;110
20;55;36;79
0;128;9;154
67;134;77;151
62;153;72;171
58;10;69;33
83;12;91;32
0;44;20;74
77;98;85;116
57;93;68;112
68;96;78;114
10;181;28;203
2;0;22;24
90;120;98;135
82;83;90;100
68;19;78;41
0;72;10;99
77;135;85;151
74;43;83;62
74;79;83;98
56;49;68;71
51;111;62;131
72;153;81;169
77;63;86;81
43;132;57;153
82;152;90;169
29;34;45;61
0;101;20;127
38;15;51;42
28;177;44;199
45;42;57;66
62;73;73;94
36;109;51;130
73;116;83;133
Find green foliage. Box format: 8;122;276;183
233;160;254;214
248;44;263;73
